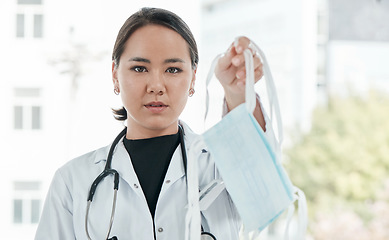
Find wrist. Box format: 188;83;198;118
224;90;245;111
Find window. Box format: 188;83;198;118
14;88;40;97
31;106;41;129
14;106;24;129
18;0;42;4
13;198;41;224
13;181;42;224
13;199;23;223
16;14;25;38
16;0;44;39
33;14;43;38
13;88;42;130
31;199;41;223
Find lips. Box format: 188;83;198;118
145;101;168;113
146;104;167;107
145;101;168;107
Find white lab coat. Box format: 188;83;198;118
35;121;247;240
35;93;280;240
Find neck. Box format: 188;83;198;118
125;122;179;140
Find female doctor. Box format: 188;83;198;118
35;7;271;240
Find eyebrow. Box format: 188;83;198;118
128;57;185;64
128;57;150;63
164;58;185;64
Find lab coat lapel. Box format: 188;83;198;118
159;121;199;198
159;144;186;198
110;140;144;198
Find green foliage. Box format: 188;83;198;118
284;91;389;221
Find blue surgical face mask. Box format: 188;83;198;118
184;40;307;240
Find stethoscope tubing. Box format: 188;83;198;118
85;125;216;240
85;127;126;240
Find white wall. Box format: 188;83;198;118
327;40;389;97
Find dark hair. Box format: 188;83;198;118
112;8;199;121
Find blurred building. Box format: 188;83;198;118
0;0;69;238
317;0;389;100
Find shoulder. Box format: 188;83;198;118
179;120;207;152
61;145;109;172
54;144;111;192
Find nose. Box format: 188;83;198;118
147;72;166;95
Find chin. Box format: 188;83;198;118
142;119;178;132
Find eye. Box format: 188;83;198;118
166;67;182;74
131;66;147;73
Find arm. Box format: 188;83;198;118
35;170;75;240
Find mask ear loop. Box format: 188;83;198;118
203;41;289;239
247;43;308;240
295;187;308;239
284;202;295;240
248;41;284;148
242;48;256;113
204;53;224;122
283;187;308;240
204;49;255;121
185;138;203;240
204;41;283;153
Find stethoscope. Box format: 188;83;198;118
85;125;217;240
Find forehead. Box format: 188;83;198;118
122;24;190;61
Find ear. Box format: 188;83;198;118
112;61;119;88
190;66;197;89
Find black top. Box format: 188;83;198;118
123;132;180;218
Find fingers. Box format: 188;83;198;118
218;36;253;70
216;36;263;87
233;36;251;54
217;43;236;71
254;63;264;83
230;37;251;68
254;57;264;82
234;54;263;81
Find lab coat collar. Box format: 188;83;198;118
159;120;200;198
92;120;200;197
178;120;199;150
111;141;141;191
91;130;144;198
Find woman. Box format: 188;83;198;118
35;7;270;240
